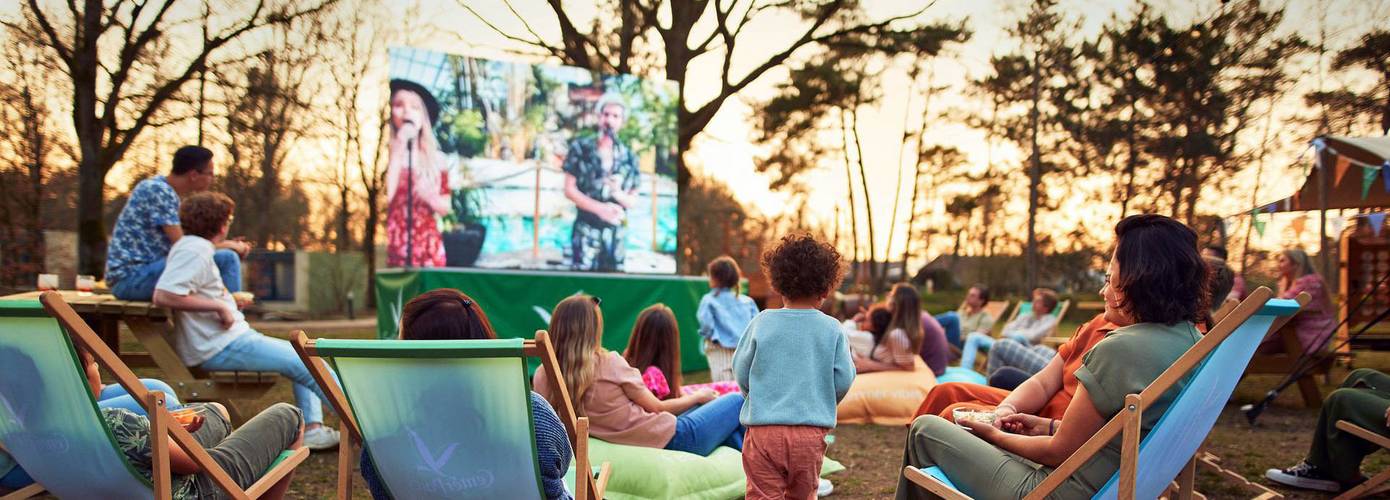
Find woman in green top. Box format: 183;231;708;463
895;214;1210;499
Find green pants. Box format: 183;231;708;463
1307;368;1390;483
895;415;1096;500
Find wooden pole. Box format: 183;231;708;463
534;163;541;260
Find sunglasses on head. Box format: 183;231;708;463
590;296;602;307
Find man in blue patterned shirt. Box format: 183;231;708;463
106;146;250;300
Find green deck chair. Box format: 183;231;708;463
292;330;611;500
0;292;308;500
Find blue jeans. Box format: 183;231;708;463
111;249;242;300
664;393;746;456
98;378;185;413
199;332;336;425
935;312;962;347
958;333;995;370
0;379;183;489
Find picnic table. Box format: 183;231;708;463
0;291;280;422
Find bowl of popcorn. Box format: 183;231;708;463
232;291;255;304
952;408;997;429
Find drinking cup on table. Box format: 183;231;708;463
76;275;96;294
37;273;58;291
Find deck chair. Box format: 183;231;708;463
1002;300;1070;336
0;292;308;500
291;330;611;500
902;287;1306;499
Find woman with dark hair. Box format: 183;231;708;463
1268;248;1336;355
895;214;1209;500
358;288;575;500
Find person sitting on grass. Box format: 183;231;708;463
1266;368;1390;494
625;304;739;401
0;346;304;500
534;295;743;456
358;288;573;500
957;288;1059;371
895;214;1208;499
152;192;339;450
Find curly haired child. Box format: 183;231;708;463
733;233;855;499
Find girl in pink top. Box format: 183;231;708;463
624;304;741;400
1268;248;1337;355
533;295;746;455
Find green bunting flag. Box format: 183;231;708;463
1252;209;1266;237
1363;166;1380;200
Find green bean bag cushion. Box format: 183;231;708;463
565;439;846;500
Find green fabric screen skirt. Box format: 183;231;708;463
376;268;711;371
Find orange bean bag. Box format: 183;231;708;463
836;357;937;425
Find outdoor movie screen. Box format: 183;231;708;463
384;47;679;274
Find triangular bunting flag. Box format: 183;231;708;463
1253;211;1267;237
1291;216;1307;237
1265;203;1277;214
1329;216;1347;236
1334;155;1352;186
1364;166;1380;200
1293;190;1302;208
1371;212;1387;238
1383;164;1390;193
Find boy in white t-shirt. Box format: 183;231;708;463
152;192;340;450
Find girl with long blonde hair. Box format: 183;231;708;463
533;295;747;456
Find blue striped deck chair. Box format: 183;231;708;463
0;292;308;500
291;330;611;500
903;287;1307;499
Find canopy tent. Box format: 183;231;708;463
1245;135;1390;279
1264;136;1390;213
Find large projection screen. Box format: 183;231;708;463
385;47;678;274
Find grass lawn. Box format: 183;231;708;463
102;323;1390;499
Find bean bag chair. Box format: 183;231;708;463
836;358;937;425
566;439;845;500
935;366;987;385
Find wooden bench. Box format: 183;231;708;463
0;291;280;422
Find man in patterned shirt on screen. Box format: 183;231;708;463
563;92;640;272
106;146;251;301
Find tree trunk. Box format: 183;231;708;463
1026;51;1041;291
839;110;860;269
850;107;878;291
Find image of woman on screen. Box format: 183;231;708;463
563;92;641;272
386;79;451;268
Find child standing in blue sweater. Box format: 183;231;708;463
698;256;759;382
734;234;855;499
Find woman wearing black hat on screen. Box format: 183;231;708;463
386;79;451;268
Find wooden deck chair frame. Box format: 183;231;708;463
8;292;311;500
902;288;1308;500
292;330;611;500
1330;421;1390;499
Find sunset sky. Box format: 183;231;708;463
8;0;1387;272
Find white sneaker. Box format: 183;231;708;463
303;426;341;451
817;478;833;497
